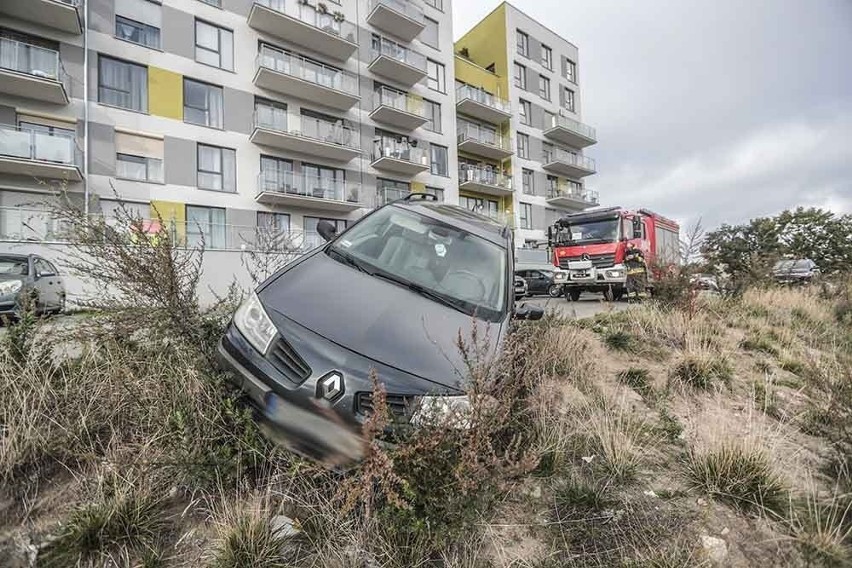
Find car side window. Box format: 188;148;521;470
45;260;59;275
35;259;53;276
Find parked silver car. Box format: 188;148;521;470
0;254;66;318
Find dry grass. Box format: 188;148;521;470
786;484;852;566
577;399;657;482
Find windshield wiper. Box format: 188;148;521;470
370;269;468;315
328;247;370;274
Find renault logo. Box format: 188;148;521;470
317;372;344;402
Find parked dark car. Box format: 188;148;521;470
772;259;820;285
218;195;543;463
516;267;567;297
514;275;528;299
0;254;65;319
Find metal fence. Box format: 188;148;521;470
254;0;357;43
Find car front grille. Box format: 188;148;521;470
267;337;311;385
559;253;617;270
356;392;416;420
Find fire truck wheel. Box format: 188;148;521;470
567;289;582;302
603;287;616;302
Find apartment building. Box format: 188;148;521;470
0;0;458;251
454;2;598;246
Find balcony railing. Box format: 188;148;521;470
458;166;512;190
257;170;362;205
256;45;358;95
0;123;78;165
370;0;424;24
254;0;357;43
544;148;596;171
371;139;428;165
377;186;410;205
457;123;511;150
0;206;325;252
373;85;425;117
370;36;427;71
547;114;597;141
456;84;511;114
548;184;599;205
254;107;359;150
0;37;67;85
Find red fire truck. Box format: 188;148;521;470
547;207;680;301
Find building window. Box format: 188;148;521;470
430;144;448;176
98;56;147;112
516;30;528;57
522;168;534;195
423;0;442;10
543;142;554;162
195;19;234;71
198;0;221;6
117;153;163;183
426;186;444;202
520;203;532;229
460;195;498;219
565;58;577;83
423;99;441;133
378;178;410;204
547;175;558;196
115;16;160;49
257;212;291;236
541;44;552;69
303;163;348;201
421;16;439;49
305;216;346;248
517;133;529;159
426;59;446;93
539;75;550;100
519;99;531;125
564;87;575;112
184;78;224;128
186;205;226;249
197;144;236;192
514;62;526;90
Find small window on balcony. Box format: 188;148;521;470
563;87;575;112
539;75;550;101
514;62;526;90
522;168;534;195
541;44;552;70
379;178;410;204
516;30;529;57
427;59;446;93
198;0;221;6
519;203;532;229
519;99;531;125
115;16;161;49
565;58;577;83
517;133;529;159
430;144;448;177
184;78;224;128
423;99;442;133
195;19;234;71
259;155;294;192
425;186;444;202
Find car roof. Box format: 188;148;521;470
390;199;511;247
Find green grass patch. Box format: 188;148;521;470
671;355;733;390
741;333;780;356
617;368;653;398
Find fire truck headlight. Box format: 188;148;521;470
606;269;625;279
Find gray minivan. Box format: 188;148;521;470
0;254;66;318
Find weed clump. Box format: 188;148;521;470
741;333;780;356
685;441;786;512
671;352;733;390
618;368;653;398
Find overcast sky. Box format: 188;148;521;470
453;0;852;230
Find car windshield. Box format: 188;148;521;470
0;257;28;276
563;218;619;243
327;206;508;322
775;259;812;271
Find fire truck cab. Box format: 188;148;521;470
547;207;680;302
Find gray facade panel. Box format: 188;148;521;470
222;0;252;17
530;203;546;230
0;105;15;125
527;37;541;67
162;6;195;60
164;137;197;187
227;207;256;228
529;101;546;130
60;44;85;100
88;122;115;177
88;0;115;34
223;87;253;134
528;135;543;163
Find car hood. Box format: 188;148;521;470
0;274;25;283
259;251;505;389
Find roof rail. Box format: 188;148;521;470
402;192;439;202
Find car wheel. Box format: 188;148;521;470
567;289;582;302
548;284;562;298
613;289;625;302
54;295;66;315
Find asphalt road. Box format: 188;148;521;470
521;292;631;319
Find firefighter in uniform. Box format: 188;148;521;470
624;242;647;301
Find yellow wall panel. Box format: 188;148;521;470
150;200;186;241
148;67;183;120
454;57;500;95
411;182;426;193
454;3;508;99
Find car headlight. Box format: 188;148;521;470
553;273;567;282
0;280;23;296
233;292;277;355
411;395;471;428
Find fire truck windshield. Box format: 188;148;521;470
557;218;620;244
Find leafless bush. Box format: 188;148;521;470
240;225;307;287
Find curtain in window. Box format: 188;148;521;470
222;148;236;192
100;57;147;111
198;145;222;190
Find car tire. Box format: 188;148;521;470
54;295;66;315
548;284;562;298
613;290;625;302
567;289;582;302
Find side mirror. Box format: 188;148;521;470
513;303;544;321
632;216;643;239
36;271;55;279
316;220;338;243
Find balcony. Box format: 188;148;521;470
0;124;81;182
543;114;597;148
542;148;596;178
255;171;367;212
0;38;69;105
457;123;513;160
371;140;429;176
254;47;359;111
547;186;599;208
248;0;358;62
250;108;360;162
369;86;428;131
368;37;428;86
0;0;82;34
458;166;513;197
455;85;511;125
366;0;425;43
